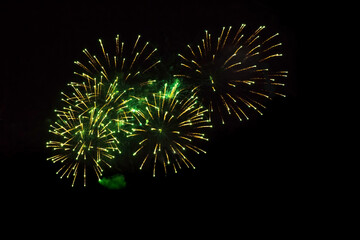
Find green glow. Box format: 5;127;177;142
98;174;127;190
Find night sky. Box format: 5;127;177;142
2;0;306;222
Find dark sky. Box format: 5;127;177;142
2;0;307;221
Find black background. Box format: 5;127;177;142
2;0;309;227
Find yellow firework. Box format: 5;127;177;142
74;34;161;85
46;76;132;187
127;80;212;177
174;25;287;124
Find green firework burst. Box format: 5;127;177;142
128;79;213;177
46;75;132;187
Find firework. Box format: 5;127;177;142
46;34;161;186
46;76;132;187
127;79;212;177
74;34;161;86
174;25;287;124
46;26;290;187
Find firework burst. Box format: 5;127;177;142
74;34;161;86
46;76;132;187
174;25;287;124
46;34;160;186
127;79;212;177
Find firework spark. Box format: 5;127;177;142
127;79;212;177
46;76;132;187
174;25;287;124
